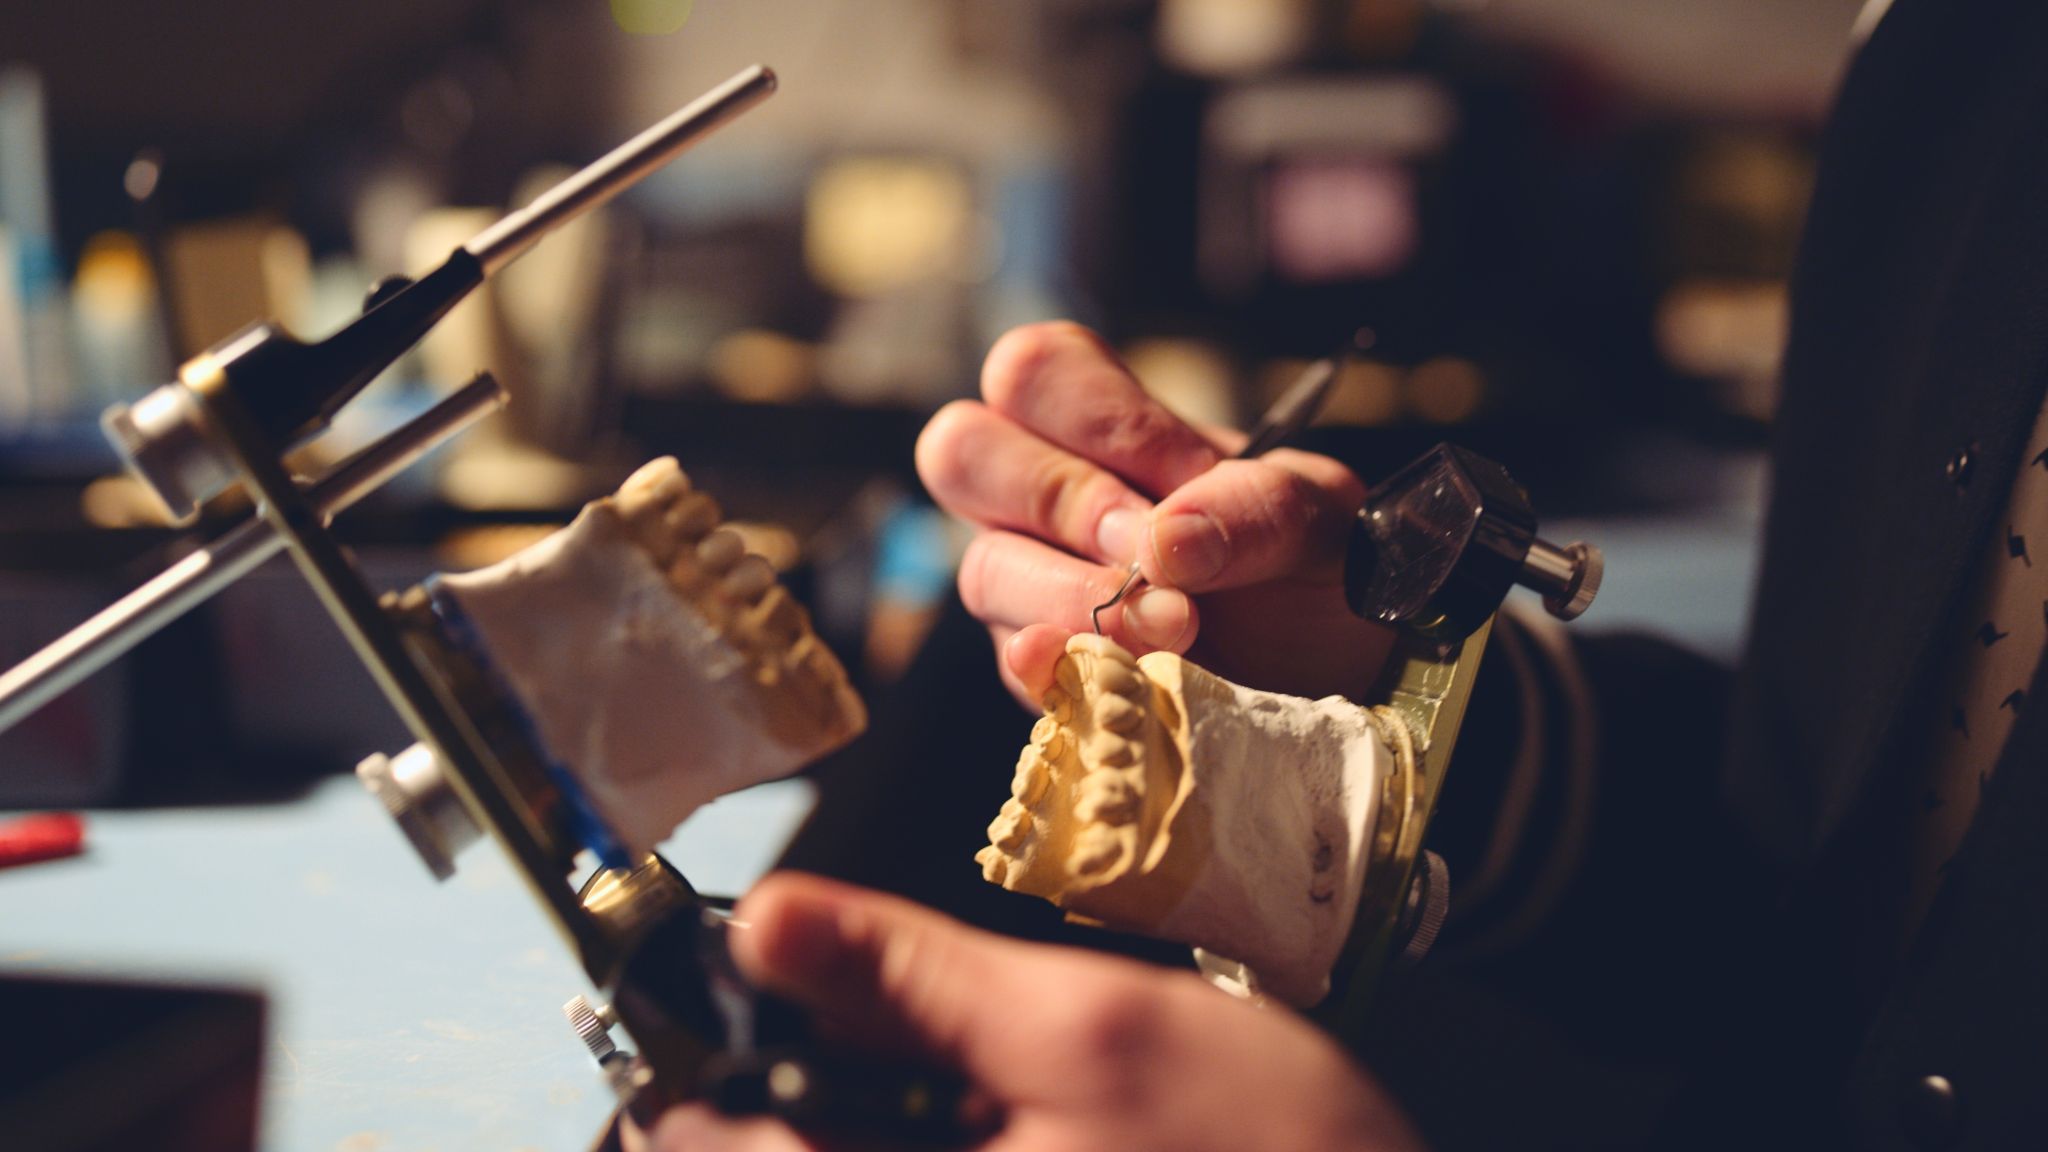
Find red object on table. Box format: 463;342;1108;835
0;812;86;869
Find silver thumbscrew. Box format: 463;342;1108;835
1519;539;1604;621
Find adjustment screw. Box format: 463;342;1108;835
768;1060;811;1105
563;995;619;1062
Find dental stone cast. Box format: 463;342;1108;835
978;634;1395;1006
435;457;865;856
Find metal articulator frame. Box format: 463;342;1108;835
182;361;625;981
1318;616;1492;1040
185;361;829;1120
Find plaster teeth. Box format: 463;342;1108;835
1044;690;1073;725
989;799;1032;850
696;530;746;576
1086;733;1138;767
622;456;693;498
665;492;720;541
664;556;711;597
1093;658;1139;697
746;587;807;646
1039;727;1068;761
788;633;822;668
1070;825;1126;876
980;630;1400;1008
609;459;859;747
614;458;697;564
796;636;843;683
1012;750;1051;805
1076;773;1139;824
1094;695;1142;734
987;636;1157;899
1030;715;1060;746
724;554;776;603
435;455;867;871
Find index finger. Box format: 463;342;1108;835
982;322;1222;499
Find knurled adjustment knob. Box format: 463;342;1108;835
563;995;620;1062
355;742;481;881
1396;851;1451;968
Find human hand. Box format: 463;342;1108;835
634;872;1424;1152
915;322;1392;707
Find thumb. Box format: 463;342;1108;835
729;872;1158;1104
1142;452;1364;593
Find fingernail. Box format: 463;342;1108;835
1151;513;1228;588
1125;587;1191;650
1096;507;1143;561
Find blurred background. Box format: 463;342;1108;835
0;3;1873;1148
0;0;1859;805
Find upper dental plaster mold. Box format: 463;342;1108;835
979;634;1394;1006
435;457;865;855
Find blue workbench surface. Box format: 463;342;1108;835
0;775;814;1152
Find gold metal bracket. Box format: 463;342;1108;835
1318;616;1492;1036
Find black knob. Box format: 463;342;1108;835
1344;443;1601;639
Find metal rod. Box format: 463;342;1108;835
1520;538;1602;622
0;374;505;737
464;64;778;275
1520;539;1578;599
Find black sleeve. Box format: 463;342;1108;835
1361;619;1785;1151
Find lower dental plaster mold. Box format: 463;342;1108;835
435;457;865;855
978;634;1396;1006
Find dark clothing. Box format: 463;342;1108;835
1383;1;2048;1146
1752;0;2048;1145
1384;2;2048;1146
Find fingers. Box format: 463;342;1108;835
959;531;1196;654
721;875;1429;1152
961;323;1367;596
1002;624;1069;703
981;322;1222;499
728;873;1182;1107
729;873;997;1066
1142;452;1366;593
916;399;1150;564
635;1106;820;1152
